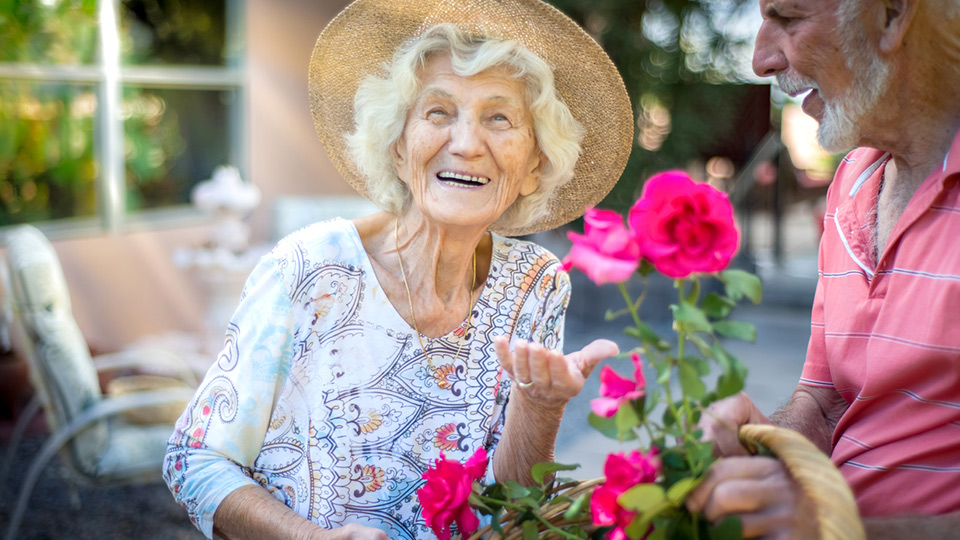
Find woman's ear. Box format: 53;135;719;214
519;151;545;197
879;0;919;53
391;137;407;169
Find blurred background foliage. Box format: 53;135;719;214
546;0;769;213
0;0;229;226
0;0;769;226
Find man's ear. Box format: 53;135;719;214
879;0;919;53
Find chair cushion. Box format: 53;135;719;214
94;422;176;482
4;225;108;475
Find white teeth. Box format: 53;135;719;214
437;171;490;185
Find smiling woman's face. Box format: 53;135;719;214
391;52;542;230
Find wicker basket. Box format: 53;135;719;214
738;424;866;540
473;424;865;540
105;374;192;425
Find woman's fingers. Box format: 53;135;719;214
496;338;619;406
566;339;619;378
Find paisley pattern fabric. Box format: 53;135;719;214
163;219;570;539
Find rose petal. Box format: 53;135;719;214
598;365;638;399
590;397;622;418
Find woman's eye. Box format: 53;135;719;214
489;113;511;125
427;108;449;120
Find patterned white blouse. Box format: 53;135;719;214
163;218;570;539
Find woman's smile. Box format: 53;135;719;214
392;52;541;229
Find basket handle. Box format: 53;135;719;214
739;424;866;540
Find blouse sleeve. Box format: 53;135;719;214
163;254;296;539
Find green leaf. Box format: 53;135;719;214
646;525;667;540
655;358;671;385
503;481;530;499
522;519;539;540
713;320;757;342
672;301;712;334
720;269;762;304
564;492;590;520
709;516;743;540
678;361;706;400
625;320;664;346
625;516;649;540
531;462;579;484
588;412;638;441
616;400;642;433
491;507;504;536
618;483;666;512
701;292;735;319
666;477;701;506
684;278;701;304
712;343;748;399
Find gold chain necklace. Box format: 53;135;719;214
395;218;476;374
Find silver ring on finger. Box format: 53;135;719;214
515;379;533;389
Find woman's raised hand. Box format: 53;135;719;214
493;336;619;406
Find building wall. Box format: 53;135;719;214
7;0;355;356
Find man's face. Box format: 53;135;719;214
753;0;890;153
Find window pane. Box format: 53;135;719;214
120;0;228;66
0;0;99;64
123;86;233;211
0;80;98;225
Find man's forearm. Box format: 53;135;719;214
493;392;564;485
770;385;847;455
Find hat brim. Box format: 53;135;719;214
309;0;633;236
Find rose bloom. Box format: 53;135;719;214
417;448;488;540
628;171;739;279
591;449;661;540
591;352;646;418
562;207;642;285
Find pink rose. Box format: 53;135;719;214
591;353;646;418
591;449;661;540
417;448;488;540
562;207;642;285
628;171;739;279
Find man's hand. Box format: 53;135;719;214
686;456;818;539
699;392;774;457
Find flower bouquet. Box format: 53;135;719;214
418;171;764;540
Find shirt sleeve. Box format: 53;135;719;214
163;254;296;539
799;274;834;388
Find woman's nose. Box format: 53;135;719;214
447;117;485;158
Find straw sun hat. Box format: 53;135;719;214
309;0;634;236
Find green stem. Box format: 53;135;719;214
674;279;699;474
475;496;583;540
619;282;643;330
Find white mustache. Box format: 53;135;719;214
776;71;819;96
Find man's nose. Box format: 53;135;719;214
752;22;787;78
448;117;485;158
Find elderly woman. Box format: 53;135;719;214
163;0;632;539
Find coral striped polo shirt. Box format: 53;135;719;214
800;128;960;517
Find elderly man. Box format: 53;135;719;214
686;0;960;538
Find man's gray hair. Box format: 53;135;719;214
346;24;585;232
